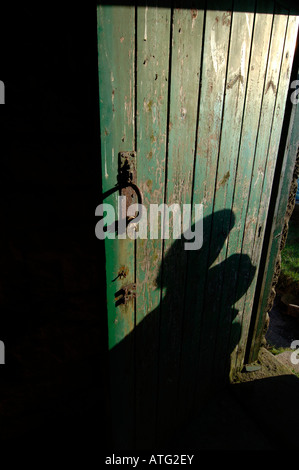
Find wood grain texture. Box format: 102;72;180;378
232;10;298;372
97;4;136;448
191;2;233;401
135;4;171;448
156;4;204;439
230;9;288;371
239;13;299;367
206;0;255;384
214;0;274;380
248;64;299;362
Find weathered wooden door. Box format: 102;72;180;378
96;0;299;448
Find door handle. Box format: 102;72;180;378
100;151;143;229
118;151;143;224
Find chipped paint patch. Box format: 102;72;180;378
265;79;277;95
217;171;230;189
144;6;148;41
146;179;153;192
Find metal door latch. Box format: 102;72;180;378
118;151;137;209
118;151;143;225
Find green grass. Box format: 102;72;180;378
277;208;299;298
266;345;291;355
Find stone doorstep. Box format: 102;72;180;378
275;350;299;375
233;347;299;383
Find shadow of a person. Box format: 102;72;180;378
109;208;256;449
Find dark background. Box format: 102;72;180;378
0;3;109;453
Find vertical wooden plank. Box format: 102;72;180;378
176;3;205;425
228;7;288;371
97;4;136;448
230;7;289;371
184;1;232;404
229;6;294;372
235;13;299;370
248;68;299;362
135;4;171;449
213;0;274;381
203;0;255;386
156;4;204;441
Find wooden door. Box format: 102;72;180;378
96;0;299;448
